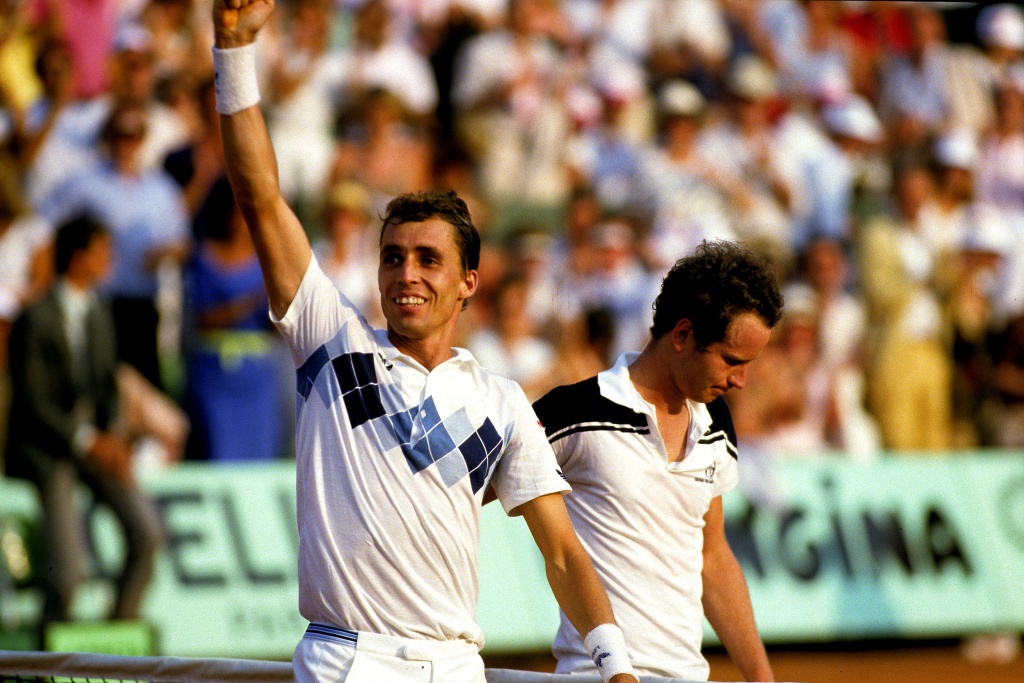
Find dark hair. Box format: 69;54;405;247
650;240;784;349
55;215;107;274
379;189;480;272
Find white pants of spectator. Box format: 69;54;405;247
293;624;485;683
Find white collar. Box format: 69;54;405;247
597;351;712;435
374;327;476;373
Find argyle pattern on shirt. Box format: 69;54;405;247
294;327;503;493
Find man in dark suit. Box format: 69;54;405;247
5;215;163;623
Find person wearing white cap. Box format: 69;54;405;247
640;79;740;271
978;4;1024;80
917;128;981;256
790;94;884;248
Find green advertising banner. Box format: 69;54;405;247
2;454;1024;659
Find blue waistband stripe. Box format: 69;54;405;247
305;623;359;646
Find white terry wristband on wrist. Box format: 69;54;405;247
212;43;260;115
583;623;634;682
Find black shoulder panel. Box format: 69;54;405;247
533;377;649;444
700;396;738;459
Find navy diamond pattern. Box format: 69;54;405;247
298;343;504;491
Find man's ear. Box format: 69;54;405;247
671;318;694;352
460;269;479;301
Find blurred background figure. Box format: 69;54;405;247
311;178;381;324
5;215;164;623
452;0;572;207
860;161;952;451
575;217;659;359
466;272;556;401
39;103;190;391
264;0;343;216
183;181;287;463
331;88;433;218
641;79;738;271
0;158;53;464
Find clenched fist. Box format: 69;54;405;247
213;0;275;48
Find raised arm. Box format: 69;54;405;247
517;494;638;683
212;0;311;318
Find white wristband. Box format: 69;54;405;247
583;623;634;682
212;44;260;115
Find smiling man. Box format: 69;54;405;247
210;1;636;682
533;240;783;682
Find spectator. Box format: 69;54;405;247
0;157;53;461
878;4;950;152
264;0;344;209
641;79;738;271
107;24;191;173
563;57;648;214
859;162;953;450
32;0;118;99
699;54;802;261
977;82;1024;216
331;88;433;217
452;0;572;205
40;103;190;390
18;39;108;209
5;215;164;623
183;181;287;462
575;217;659;359
163;77;227;241
311;179;381;323
466;272;557;400
337;0;439;119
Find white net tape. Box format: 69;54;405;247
0;651;724;683
0;650;293;682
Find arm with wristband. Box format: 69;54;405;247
518;494;637;683
212;0;312;320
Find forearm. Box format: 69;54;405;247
213;0;311;317
546;541;617;636
702;548;774;682
519;494;635;683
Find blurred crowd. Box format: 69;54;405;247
2;0;1024;475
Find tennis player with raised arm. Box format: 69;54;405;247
210;1;637;682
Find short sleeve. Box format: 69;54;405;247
711;449;739;498
271;256;367;366
489;383;571;515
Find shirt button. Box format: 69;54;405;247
420;410;427;418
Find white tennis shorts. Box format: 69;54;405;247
293;623;485;683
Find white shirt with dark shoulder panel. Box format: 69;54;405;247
271;257;570;649
533;352;740;681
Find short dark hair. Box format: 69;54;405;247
55;215;107;274
650;240;784;349
379;189;480;272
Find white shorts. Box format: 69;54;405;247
293;623;485;683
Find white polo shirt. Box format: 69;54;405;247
273;258;569;648
533;353;739;681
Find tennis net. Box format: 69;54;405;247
0;650;293;682
0;652;710;682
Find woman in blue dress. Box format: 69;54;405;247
184;179;288;462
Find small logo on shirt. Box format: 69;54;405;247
378;352;393;371
695;464;716;484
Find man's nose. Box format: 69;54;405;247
729;365;748;390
